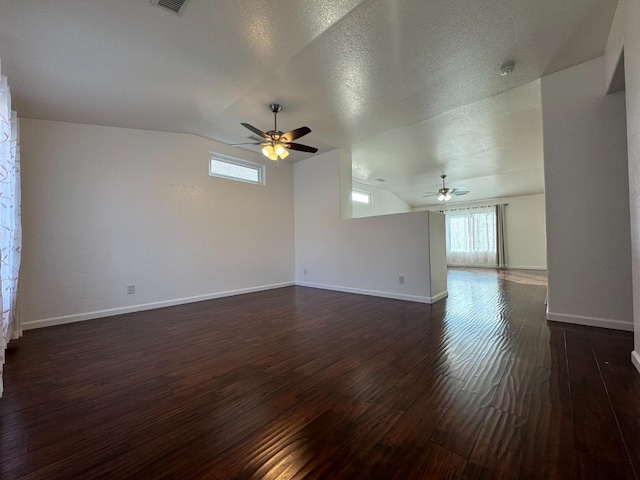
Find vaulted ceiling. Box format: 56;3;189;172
0;0;618;206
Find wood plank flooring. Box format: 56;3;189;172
1;268;639;479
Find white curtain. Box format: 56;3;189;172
0;61;22;398
445;205;497;267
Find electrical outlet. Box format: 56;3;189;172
304;268;308;275
127;284;135;294
399;275;405;285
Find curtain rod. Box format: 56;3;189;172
436;203;508;213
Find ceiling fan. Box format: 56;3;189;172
234;104;318;161
423;174;469;201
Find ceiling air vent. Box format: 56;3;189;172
247;135;264;143
150;0;190;15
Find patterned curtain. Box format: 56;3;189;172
0;61;21;398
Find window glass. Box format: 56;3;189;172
352;190;371;205
209;154;265;185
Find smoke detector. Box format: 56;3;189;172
500;61;516;76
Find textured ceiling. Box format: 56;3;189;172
353;80;545;207
0;0;617;203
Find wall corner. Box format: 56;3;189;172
339;149;353;219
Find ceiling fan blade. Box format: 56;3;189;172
452;190;469;196
280;126;311;143
241;123;270;140
286;142;318;153
422;193;439;197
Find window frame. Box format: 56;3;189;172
209;153;265;185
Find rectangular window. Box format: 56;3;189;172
209;153;265;185
445;206;497;266
352;189;372;205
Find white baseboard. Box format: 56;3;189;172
505;265;547;271
447;264;498;269
295;281;435;303
546;311;634;332
447;264;546;271
430;290;449;303
22;282;295;330
632;351;640;376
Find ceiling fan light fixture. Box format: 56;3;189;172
262;144;274;157
274;143;287;156
262;142;288;161
437;188;452;202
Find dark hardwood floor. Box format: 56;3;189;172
1;268;639;479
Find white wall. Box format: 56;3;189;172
428;212;448;300
294;149;447;303
20;119;295;328
352;181;412;218
420;193;547;270
622;0;640;370
503;194;546;269
541;57;633;331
